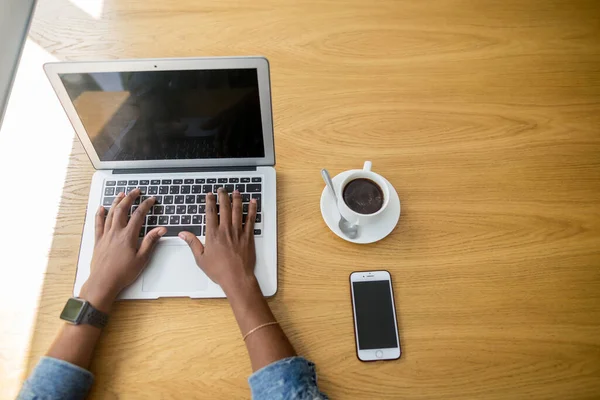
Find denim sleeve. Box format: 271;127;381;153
18;356;94;400
248;356;328;400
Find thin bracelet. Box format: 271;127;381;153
243;321;278;341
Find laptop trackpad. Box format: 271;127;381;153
142;245;208;292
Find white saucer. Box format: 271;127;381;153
320;170;401;244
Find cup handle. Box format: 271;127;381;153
363;161;372;172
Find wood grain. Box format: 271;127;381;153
5;0;600;398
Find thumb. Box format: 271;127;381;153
138;227;166;260
178;231;205;263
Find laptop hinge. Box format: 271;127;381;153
112;166;257;175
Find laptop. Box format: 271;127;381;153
44;57;277;299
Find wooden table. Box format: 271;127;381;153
5;0;600;398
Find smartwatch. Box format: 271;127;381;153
60;298;109;329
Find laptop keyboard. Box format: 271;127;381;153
101;177;263;238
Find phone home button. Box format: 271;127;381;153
375;350;383;359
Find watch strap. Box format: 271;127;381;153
81;301;109;329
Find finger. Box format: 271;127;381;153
105;191;125;231
218;188;231;230
95;206;105;243
205;192;218;234
128;196;156;234
231;190;243;232
112;188;140;228
245;198;258;236
178;231;205;264
138;226;166;261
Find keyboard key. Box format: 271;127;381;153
140;180;149;185
151;179;161;185
116;186;125;194
148;216;158;225
196;195;206;204
162;179;172;185
224;184;234;193
218;178;228;183
247;184;261;192
175;195;184;204
148;186;158;195
166;206;175;214
187;205;197;214
235;184;245;192
202;185;212;193
252;194;262;211
139;227;145;237
154;196;162;204
184;179;194;184
243;204;249;213
185;195;195;204
117;180;127;186
181;215;191;224
195;178;205;184
134;197;140;205
126;186;136;194
252;177;262;182
229;178;239;183
159;186;169;194
181;185;191;194
214;184;224;191
198;205;206;213
128;180;138;185
141;196;151;202
192;185;202;194
103;197;115;206
154;206;164;215
173;179;183;184
254;229;261;235
106;181;116;186
104;187;115;196
170;216;180;225
192;215;202;224
207;178;216;183
241;177;250;183
139;187;147;195
169;186;180;194
242;194;250;202
176;205;186;214
158;216;169;225
255;214;262;223
162;225;202;237
163;195;174;204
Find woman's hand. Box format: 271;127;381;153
81;189;166;312
178;189;258;293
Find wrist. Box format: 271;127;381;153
222;274;260;301
80;282;117;313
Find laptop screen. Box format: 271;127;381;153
58;69;265;162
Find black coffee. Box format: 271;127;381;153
342;178;384;214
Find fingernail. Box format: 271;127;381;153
251;199;257;203
178;232;186;239
158;228;166;237
234;190;240;194
117;192;124;197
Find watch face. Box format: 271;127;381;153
60;298;86;323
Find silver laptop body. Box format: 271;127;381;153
44;57;277;298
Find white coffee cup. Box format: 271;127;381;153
337;161;390;226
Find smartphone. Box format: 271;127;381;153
350;270;401;361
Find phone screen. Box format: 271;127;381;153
353;280;398;350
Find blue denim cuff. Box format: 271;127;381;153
249;356;328;399
18;356;94;400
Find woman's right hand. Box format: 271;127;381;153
178;189;258;293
